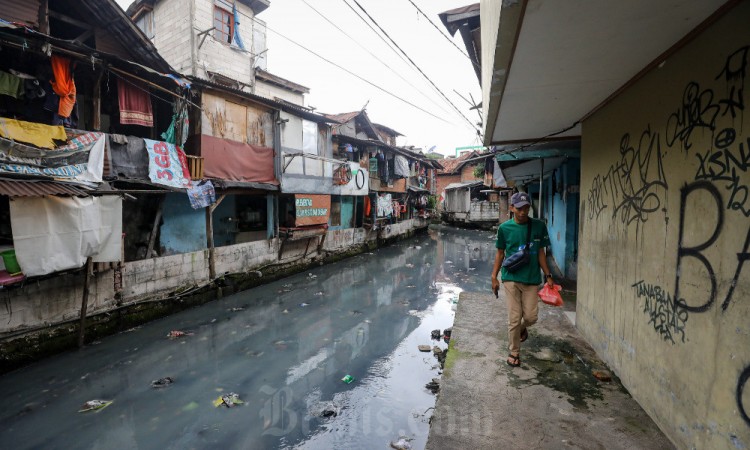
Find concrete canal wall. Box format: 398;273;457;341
0;220;427;373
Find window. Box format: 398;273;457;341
214;7;234;44
134;10;155;39
330;196;341;227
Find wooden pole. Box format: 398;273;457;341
38;0;49;35
146;197;165;259
92;70;104;131
538;158;544;218
77;257;93;348
206;194;226;280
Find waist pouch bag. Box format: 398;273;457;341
502;220;532;273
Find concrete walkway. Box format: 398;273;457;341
425;291;674;450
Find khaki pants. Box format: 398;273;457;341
503;281;539;354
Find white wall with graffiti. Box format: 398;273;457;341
578;5;750;448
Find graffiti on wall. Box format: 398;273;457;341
587;45;750;426
586;127;668;224
632;280;687;344
739;365;750;426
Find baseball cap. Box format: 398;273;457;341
510;192;531;208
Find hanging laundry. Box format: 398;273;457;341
0;117;67;149
394;155;409;178
0;70;24;99
378;152;389;184
50;55;76;118
118;79;154;127
161;100;189;147
187;180;216;209
377;193;393;217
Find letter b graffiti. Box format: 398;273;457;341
673;181;723;312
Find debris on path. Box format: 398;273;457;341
78;400;113;413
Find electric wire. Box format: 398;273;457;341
347;0;478;132
244;16;453;124
297;0;453;116
338;0;453;118
404;0;479;69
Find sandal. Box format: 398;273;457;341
507;353;521;367
520;327;528;342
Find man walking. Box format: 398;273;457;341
491;192;554;367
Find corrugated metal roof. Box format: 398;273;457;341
324;111;361;124
438;151;478;174
79;0;172;72
190;77;337;124
0;179;90;197
444;180;483;191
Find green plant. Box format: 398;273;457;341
473;163;485;178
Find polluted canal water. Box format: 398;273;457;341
0;226;497;449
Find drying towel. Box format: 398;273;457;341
118;79;154;127
0;70;23;99
0;117;67;149
50;55;76;118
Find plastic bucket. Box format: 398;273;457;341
1;249;21;274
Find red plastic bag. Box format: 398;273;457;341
538;284;564;307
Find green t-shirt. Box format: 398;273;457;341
495;218;550;284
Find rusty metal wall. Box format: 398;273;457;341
0;0;40;26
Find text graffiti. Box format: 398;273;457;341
674;181;750;313
632;280;687;344
587;127;668;225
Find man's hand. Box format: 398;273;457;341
546;274;555;287
491;249;504;298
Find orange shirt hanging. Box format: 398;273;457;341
50;55;76;118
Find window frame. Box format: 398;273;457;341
214;6;234;45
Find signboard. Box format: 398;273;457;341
295;194;330;227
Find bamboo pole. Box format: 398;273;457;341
77;257;93;348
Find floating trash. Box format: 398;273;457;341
307;273;317;279
405;263;414;268
281;309;290;314
167;330;193;339
320;409;337;418
213;392;244;408
314;291;324;296
341;375;355;384
390;437;413;450
78;400;113;413
230;307;244;312
151;377;174;388
299;302;309;307
182;401;199;412
431;329;441;340
425;379;440;394
417;345;432;352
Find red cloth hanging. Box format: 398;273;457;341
118;79;154;127
50;55;76;118
364;196;371;216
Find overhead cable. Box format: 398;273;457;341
347;0;478;132
404;0;479;69
247;16;453;124
298;0;452;116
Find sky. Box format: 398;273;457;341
115;0;482;156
